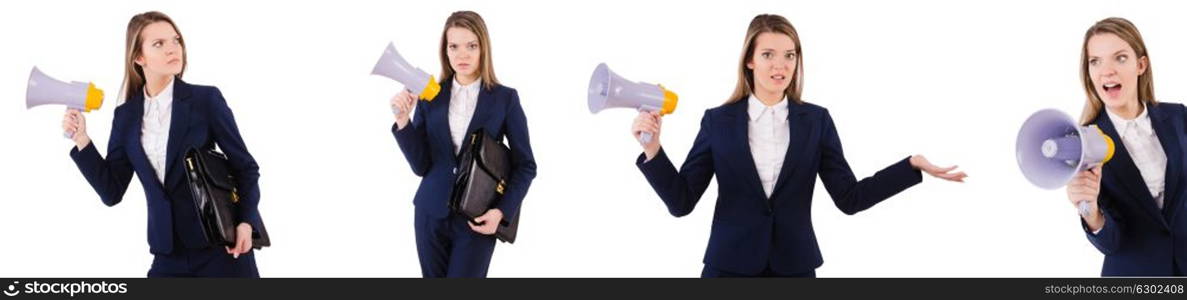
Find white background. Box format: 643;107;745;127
1;0;1184;277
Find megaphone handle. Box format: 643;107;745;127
1076;200;1093;217
63;107;78;139
639;132;653;144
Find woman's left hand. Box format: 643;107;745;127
469;208;503;235
909;154;967;182
225;223;253;258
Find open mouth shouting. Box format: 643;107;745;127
1101;81;1122;99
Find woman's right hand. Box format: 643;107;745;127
62;109;90;150
632;110;662;161
1067;166;1104;230
391;90;416;130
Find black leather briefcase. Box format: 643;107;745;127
451;129;519;243
183;147;271;248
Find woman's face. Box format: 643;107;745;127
746;32;797;99
135;21;184;79
446;27;481;81
1086;33;1147;109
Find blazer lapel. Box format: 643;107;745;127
123;95;153;178
464;84;494;139
770;102;810;197
1096;111;1169;229
726;100;768;200
163;78;194;188
431;79;455;154
1148;104;1183;221
453;82;495;158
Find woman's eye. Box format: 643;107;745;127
153;41;162;47
1088;58;1098;66
761;52;772;59
448;44;456;50
785;53;795;59
1117;55;1128;63
468;44;478;50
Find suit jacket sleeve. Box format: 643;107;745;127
69;116;134;207
1082;190;1124;255
817;109;922;215
637;111;716;217
494;90;537;221
393;99;432;177
207;88;264;231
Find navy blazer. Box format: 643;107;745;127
1083;102;1187;276
393;79;537;221
637;99;921;274
70;79;263;255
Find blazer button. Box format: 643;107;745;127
453;167;457;174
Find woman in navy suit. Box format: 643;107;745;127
390;11;537;278
1068;17;1187;276
631;14;966;277
61;11;262;277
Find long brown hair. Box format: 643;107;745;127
439;11;499;90
725;14;804;105
119;11;186;102
1078;17;1156;125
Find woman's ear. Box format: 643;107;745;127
1138;56;1149;75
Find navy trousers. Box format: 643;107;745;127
414;207;497;277
701;264;816;278
147;241;259;278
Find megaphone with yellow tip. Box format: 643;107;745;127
26;66;104;112
1016;108;1116;217
372;42;440;114
587;63;678;144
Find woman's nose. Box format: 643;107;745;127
1099;65;1117;76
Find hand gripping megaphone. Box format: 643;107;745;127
587;63;678;144
1016;108;1116;216
26;66;104;112
372;42;441;115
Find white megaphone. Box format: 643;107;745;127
27;66;105;139
27;66;104;112
587;63;678;144
372;42;441;115
1016;108;1116;216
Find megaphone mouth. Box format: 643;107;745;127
26;68;39;109
587;63;611;113
1016;109;1079;189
